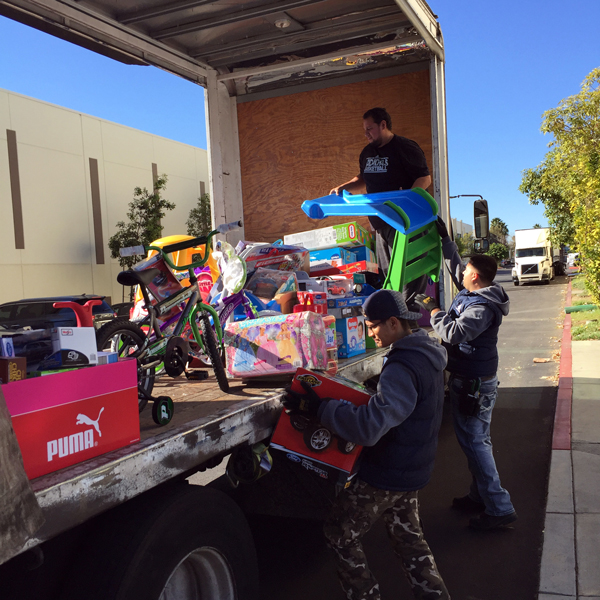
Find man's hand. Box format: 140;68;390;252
329;186;342;196
435;216;451;240
282;381;329;416
414;293;440;313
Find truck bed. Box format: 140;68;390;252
20;350;386;558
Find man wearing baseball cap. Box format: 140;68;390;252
283;289;449;600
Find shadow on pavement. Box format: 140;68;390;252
250;385;556;600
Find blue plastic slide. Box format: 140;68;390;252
301;188;439;235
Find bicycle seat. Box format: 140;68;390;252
117;268;161;288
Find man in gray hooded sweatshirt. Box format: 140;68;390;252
283;289;450;600
416;219;517;531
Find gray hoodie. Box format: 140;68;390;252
318;328;447;491
318;329;447;447
431;237;509;376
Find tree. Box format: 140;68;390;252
108;175;175;270
519;67;600;303
485;242;509;262
186;192;212;237
532;224;542;228
455;232;474;257
519;162;575;247
489;217;509;245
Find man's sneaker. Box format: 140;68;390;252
452;495;486;512
469;511;518;530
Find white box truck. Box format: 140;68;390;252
0;2;453;599
512;228;557;285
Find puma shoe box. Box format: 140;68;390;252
2;360;140;479
270;368;371;490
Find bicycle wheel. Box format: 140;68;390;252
96;319;155;412
198;314;229;393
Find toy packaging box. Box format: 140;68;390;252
237;242;309;277
270;368;372;488
351;245;377;264
0;336;15;357
133;254;184;321
284;222;374;251
2;360;140;479
245;268;297;300
337;315;366;358
224;312;328;378
41;326;99;369
339;260;379;275
309;247;357;272
0;357;27;384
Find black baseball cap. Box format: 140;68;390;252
362;289;422;323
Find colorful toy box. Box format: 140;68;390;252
327;296;365;309
309;247;357;272
237;242;310;277
336;315;366;358
284;222;374;251
224;312;328;378
270;368;372;489
351;245;377;264
339;260;379;275
2;360;140;479
133;253;184;321
0;357;26;384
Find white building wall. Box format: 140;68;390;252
452;218;473;239
0;89;209;305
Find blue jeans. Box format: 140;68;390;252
449;375;514;517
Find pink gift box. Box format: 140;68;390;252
224;312;328;378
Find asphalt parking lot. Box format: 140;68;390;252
250;271;564;600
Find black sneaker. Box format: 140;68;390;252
469;511;518;530
452;495;486;512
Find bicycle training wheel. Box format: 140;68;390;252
96;319;155;412
198;314;229;393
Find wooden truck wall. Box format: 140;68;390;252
237;67;433;243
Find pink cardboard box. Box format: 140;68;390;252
224;312;328;378
2;360;140;479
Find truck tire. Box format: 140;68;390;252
59;483;258;600
96;319;155;411
513;280;520;286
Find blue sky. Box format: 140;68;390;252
1;1;599;236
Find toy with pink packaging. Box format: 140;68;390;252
224;311;328;378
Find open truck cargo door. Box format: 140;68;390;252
0;0;451;304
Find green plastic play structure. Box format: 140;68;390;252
301;188;442;291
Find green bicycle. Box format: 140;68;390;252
96;221;241;423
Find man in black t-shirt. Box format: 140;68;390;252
330;108;431;306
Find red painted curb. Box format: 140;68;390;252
553;281;573;450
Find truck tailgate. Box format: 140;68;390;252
21;349;386;555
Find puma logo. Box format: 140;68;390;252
76;407;104;437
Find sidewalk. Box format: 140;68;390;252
539;281;600;599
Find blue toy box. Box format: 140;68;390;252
336;315;366;358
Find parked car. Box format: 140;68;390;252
111;302;134;318
0;295;116;331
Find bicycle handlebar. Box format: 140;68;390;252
146;220;243;272
160;221;242;255
161;235;208;255
216;220;243;234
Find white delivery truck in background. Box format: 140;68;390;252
512;228;564;286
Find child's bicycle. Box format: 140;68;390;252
96;221;242;424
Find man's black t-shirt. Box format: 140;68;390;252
359;134;429;237
359;134;429;195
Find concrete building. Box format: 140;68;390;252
1;88;209;305
452;218;473;239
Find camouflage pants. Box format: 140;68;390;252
324;479;450;600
